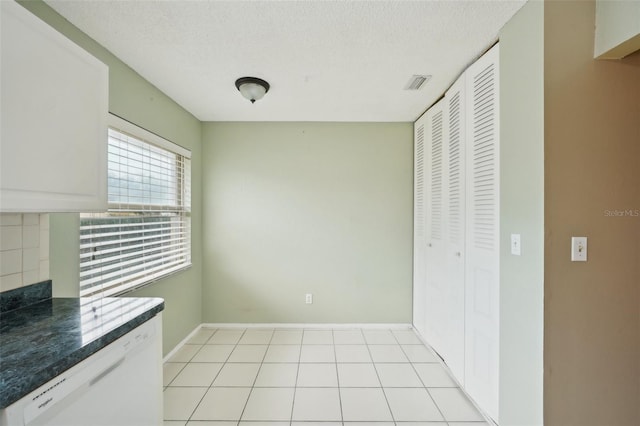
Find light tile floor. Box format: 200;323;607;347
163;327;490;426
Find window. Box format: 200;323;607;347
79;115;191;298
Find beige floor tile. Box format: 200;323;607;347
213;363;261;387
241;388;295;421
333;329;365;344
334;344;371;363
228;344;268;362
363;329;397;344
428;388;485;422
340;387;393;421
238;329;274;344
337;363;380;387
302;330;334;344
190;387;251;421
296;363;338;387
375;363;423;387
209;329;244;344
384;388;444;421
263;344;301;362
402;344;439;363
254;363;298;387
368;344;409;363
170;363;223;387
292;388;341;421
191;344;235;363
271;330;303;344
163;387;207;420
299;344;335;362
413;363;458;387
163;362;186;386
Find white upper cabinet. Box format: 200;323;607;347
1;1;108;212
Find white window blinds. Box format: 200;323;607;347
79;115;191;298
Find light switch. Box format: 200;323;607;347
510;234;521;256
571;237;587;261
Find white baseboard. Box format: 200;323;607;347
163;323;203;363
200;323;413;330
164;322;412;361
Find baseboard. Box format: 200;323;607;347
200;323;413;330
163;323;203;363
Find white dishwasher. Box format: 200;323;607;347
1;315;162;426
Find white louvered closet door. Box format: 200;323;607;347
464;43;500;421
413;113;428;337
443;74;466;385
424;99;448;357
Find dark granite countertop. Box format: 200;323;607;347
0;283;164;409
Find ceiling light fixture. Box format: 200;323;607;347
235;77;270;103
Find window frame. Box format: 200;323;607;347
79;114;192;298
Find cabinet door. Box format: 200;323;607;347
1;1;108;212
424;99;447;356
443;74;466;385
464;43;500;421
412;113;428;337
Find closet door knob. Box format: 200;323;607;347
455;252;461;257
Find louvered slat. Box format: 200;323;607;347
415;124;425;238
430;110;444;240
448;91;462;244
472;63;496;251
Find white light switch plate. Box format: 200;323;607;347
510;234;521;256
571;237;587;261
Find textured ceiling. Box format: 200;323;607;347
45;0;526;122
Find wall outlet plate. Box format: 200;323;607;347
510;234;521;256
305;294;313;304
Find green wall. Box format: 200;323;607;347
18;1;203;355
498;1;544;424
201;122;414;324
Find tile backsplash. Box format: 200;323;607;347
0;214;50;292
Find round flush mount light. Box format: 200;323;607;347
235;77;270;103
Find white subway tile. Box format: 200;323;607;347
22;269;39;286
39;260;50;281
23;214;39;226
23;225;40;248
0;226;22;251
0;249;22;276
23;247;40;272
40;213;50;230
0;273;22;292
40;229;50;260
0;214;22;226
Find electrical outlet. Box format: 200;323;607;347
571;237;587;261
510;234;521;256
305;294;313;304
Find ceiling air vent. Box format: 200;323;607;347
404;74;432;90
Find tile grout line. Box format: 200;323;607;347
330;329;345;426
236;328;275;424
186;327;248;425
392;330;447;424
364;329;397;425
289;329;305;426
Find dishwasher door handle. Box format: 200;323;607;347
89;357;125;387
